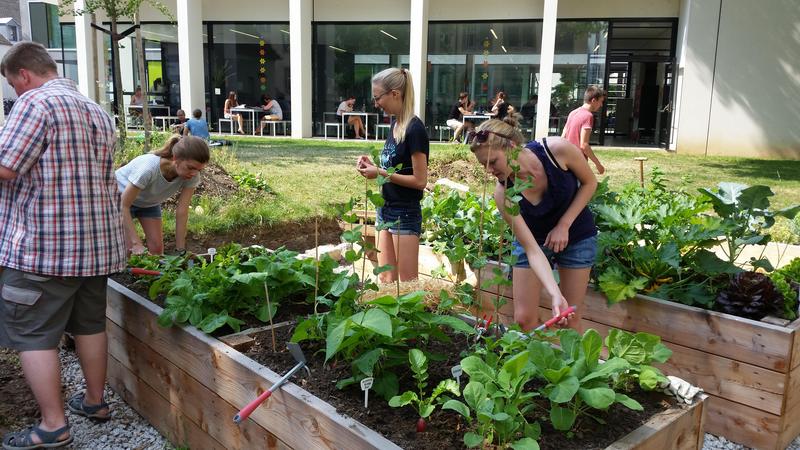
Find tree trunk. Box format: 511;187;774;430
110;16;127;148
134;10;151;151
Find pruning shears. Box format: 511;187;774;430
127;267;163;277
473;314;494;343
533;306;577;332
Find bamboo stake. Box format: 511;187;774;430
264;281;276;352
475;146;493;313
314;215;320;316
361;177;368;289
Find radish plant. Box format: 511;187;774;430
388;349;460;432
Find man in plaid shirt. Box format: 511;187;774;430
0;42;125;449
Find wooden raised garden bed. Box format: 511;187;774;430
468;259;800;450
106;277;707;449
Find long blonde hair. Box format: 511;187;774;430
372;67;415;143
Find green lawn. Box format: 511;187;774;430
141;134;800;242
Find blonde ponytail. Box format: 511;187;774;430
372;67;415;144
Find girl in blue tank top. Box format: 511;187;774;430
469;118;598;331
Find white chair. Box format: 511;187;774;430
218;118;234;135
323;112;341;139
376;123;391;140
435;125;454;141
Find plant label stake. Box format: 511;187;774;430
208;247;217;261
233;342;308;424
533;306;577;332
451;365;462;386
360;377;374;408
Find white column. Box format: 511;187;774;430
535;0;558;139
672;0;720;155
177;0;206;117
73;0;96;100
409;0;429;121
289;0;313;138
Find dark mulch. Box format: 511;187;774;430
0;349;39;437
247;324;678;450
184;218;342;255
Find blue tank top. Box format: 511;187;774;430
511;139;596;245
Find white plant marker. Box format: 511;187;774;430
208;247;217;261
360;377;374;408
451;365;463;386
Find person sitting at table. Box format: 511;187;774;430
258;94;283;134
223;91;245;134
337;95;365;139
171;109;188;135
184;109;210;141
490;91;510;120
446;92;476;142
129;86;144;125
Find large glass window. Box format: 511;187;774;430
60;24;78;83
206;23;291;125
103;23;182;116
312;23;410;136
551;21;608;135
29;2;61;48
427;21;543;131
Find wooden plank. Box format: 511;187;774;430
704;394;781;450
219;321;295;352
107;354;227;450
107;320;290;450
477;263;800;372
605;396;705;450
475;290;787;415
580;289;796;372
107;279;400;450
778;364;800;449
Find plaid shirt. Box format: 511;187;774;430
0;78;126;276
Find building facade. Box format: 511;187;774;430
28;0;800;158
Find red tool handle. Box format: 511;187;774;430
536;306;577;331
233;389;272;424
129;267;162;276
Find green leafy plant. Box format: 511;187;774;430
698;182;800;271
232;170;272;192
604;329;671;391
388;349;461;432
769;257;800;320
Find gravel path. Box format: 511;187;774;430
53;348;800;449
59;349;173;450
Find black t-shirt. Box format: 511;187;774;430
496;102;509;119
380;116;429;206
448;102;463;121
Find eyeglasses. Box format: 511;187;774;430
467;129;517;145
372;91;391;103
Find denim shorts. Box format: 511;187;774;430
376;205;422;236
130;204;162;219
511;234;597;269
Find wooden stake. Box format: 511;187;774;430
264;282;276;353
361;177;368;290
635;157;648;188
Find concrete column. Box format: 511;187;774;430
289;0;313;138
535;0;558;139
409;0;429;121
177;0;206;117
672;0;721;155
73;0;96;100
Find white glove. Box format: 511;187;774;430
659;375;703;404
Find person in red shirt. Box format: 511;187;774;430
562;86;606;174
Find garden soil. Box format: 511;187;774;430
0;349;41;437
249;325;677;450
184;218;342;254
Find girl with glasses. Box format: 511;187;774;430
469;118;598;331
356;68;429;283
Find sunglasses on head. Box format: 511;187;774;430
468;129;516;145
